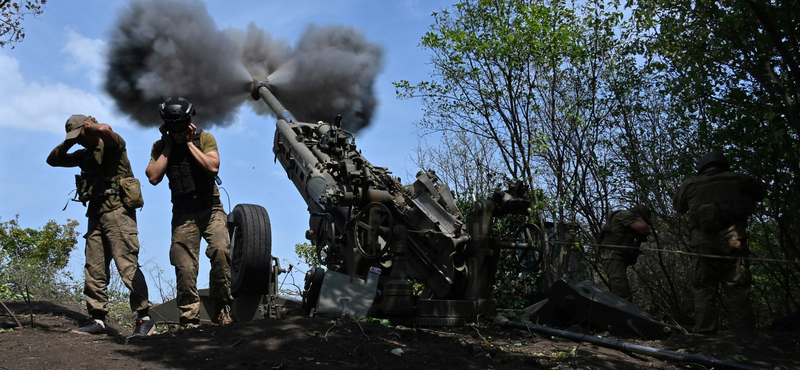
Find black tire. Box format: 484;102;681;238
228;203;272;296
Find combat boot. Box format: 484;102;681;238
212;305;233;325
132;316;156;337
71;319;106;335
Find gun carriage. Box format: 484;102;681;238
221;79;534;325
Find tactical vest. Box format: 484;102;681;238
72;137;134;215
166;129;216;203
687;171;755;232
75;172;119;205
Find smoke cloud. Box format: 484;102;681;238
105;0;383;133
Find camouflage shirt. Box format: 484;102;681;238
674;169;767;246
599;209;642;251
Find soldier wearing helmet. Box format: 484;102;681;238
674;151;767;334
145;96;233;327
47;115;155;337
598;204;652;302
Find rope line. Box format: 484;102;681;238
405;228;800;264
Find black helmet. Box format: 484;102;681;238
158;96;196;123
696;151;730;173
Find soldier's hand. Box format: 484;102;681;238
64;137;80;146
186;123;197;144
161;133;173;149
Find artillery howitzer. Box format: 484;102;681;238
224;79;530;326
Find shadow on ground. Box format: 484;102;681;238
1;300;797;370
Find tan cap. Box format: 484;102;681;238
64;114;88;140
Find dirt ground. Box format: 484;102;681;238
0;300;796;370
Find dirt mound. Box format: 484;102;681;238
0;300;796;369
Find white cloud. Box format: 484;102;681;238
62;27;108;87
0;54;114;134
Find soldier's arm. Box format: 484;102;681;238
46;140;80;167
673;182;689;214
84;123;120;147
618;211;650;237
186;126;220;176
630;217;651;236
742;174;768;202
145;139;170;185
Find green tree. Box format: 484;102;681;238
395;0;638;290
0;215;80;300
0;0;46;49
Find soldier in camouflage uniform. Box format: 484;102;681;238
674;152;767;334
599;205;652;302
145;97;233;327
47;114;155;337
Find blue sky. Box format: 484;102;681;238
0;0;454;301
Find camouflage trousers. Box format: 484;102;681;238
170;203;232;325
690;227;754;334
600;250;633;302
84;206;150;319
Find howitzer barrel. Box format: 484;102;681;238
250;78;331;211
251;79;296;123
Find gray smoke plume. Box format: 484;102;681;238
244;24;383;132
105;0;384;132
226;23;290;82
105;0;252;128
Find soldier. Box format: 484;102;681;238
598;205;652;302
674;151;767;334
145;97;233;328
47;114;155;337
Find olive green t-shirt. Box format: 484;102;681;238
74;134;133;215
149;131;221;198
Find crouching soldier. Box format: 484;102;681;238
598;205;652;302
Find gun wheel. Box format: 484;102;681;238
353;202;395;259
228;203;273;296
514;223;544;271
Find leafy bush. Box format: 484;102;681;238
0;215;81;301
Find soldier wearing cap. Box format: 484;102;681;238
674;151;767;334
145;97;233;328
598;204;652;302
47;115;155;337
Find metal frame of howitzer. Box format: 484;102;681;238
150;253;296;325
201;78;545;327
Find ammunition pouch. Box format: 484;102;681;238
75;173;142;208
166;129;214;200
74;174;106;205
120;177;145;209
